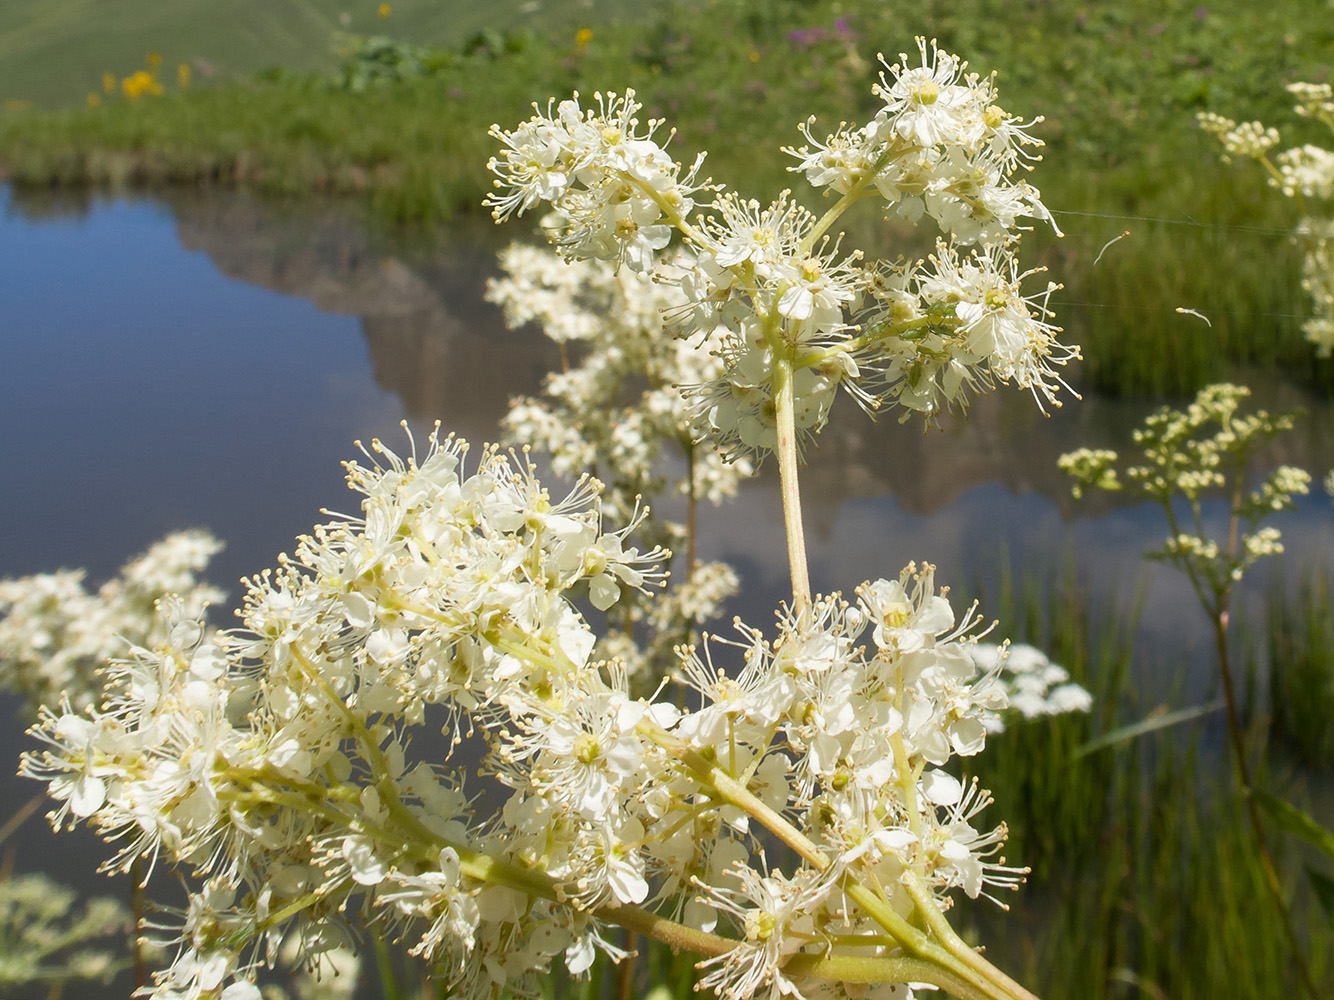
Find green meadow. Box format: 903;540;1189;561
0;0;658;109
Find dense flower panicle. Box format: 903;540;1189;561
1196;113;1281;160
0;529;224;716
1276;145;1334;200
1288;81;1334;120
487;46;1075;461
487;243;748;684
488;243;750;518
1060;384;1311;591
788;38;1051;243
486;90;708;273
23;430;1036;999
22;432;681;999
901;241;1077;414
1200;86;1334;356
21;46;1073;1000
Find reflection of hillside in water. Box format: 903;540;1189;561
166;193;561;441
163;191;1334;533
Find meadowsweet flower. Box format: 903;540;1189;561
1061;384;1311;596
486;90;707;273
27;50;1066;1000
1201;86;1334;356
488;244;747;685
695;865;837;1000
0;529;223;716
22;459;1041;1000
490;52;1073;462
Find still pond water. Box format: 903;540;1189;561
0;185;1331;997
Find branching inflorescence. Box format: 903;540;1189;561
1199;82;1334;356
23;38;1080;1000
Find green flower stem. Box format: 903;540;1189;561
899;873;1039;1000
612;168;709;249
772;355;812;615
888;723;926;861
639;721;1027;1000
802;146;897;253
425;820;980;991
1118;425;1321;1000
1210;469;1321;1000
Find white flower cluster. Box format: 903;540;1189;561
487;243;747;684
487;39;1076;458
1060;384;1310;592
487;89;709;273
487;243;751;514
1296;215;1334;354
789;38;1053;241
20;44;1069;1000
1196;113;1281;160
1199;85;1334;355
968;643;1092;727
1289;81;1334;121
0;529;224;716
1276;145;1334;200
24;435;1023;1000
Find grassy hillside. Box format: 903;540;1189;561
0;0;655;108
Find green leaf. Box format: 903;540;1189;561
1253;790;1334;861
1307;865;1334;921
1070;700;1222;759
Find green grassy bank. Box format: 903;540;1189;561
0;0;658;110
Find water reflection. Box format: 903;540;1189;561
1;185;1332;997
6;184;1333;687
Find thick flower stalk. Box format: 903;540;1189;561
486;38;1076;618
1199;83;1334;355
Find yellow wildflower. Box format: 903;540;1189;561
121;70;164;99
377;2;391;15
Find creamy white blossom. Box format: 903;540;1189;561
1200;86;1334;355
0;530;224;716
23;47;1068;1000
486;46;1074;461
